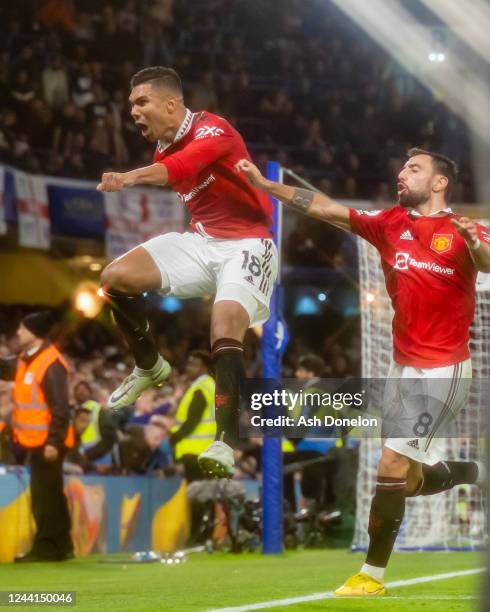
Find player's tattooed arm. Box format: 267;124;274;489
97;163;168;192
288;188;315;213
236;159;351;231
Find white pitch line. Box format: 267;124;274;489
207;567;485;612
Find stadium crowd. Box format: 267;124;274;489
0;0;475;201
0;303;359;483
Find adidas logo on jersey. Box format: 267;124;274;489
244;275;255;285
407;439;420;449
400;230;413;240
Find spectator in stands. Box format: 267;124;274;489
64;405;92;474
170;351;216;482
0;0;475;198
189;71;218;113
11;70;36;107
42;55;69;109
118;415;171;474
72;380;118;469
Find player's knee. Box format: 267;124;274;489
101;263;137;294
378;448;410;478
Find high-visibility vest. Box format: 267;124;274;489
282;439;295;453
80;400;102;447
80;400;113;464
172;374;216;460
12;344;74;449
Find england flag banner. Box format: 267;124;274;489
14;170;50;249
0;166;6;235
104;187;184;259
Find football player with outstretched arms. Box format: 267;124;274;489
96;66;278;478
237;151;490;596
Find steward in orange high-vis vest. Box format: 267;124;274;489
0;311;74;562
12;344;74;449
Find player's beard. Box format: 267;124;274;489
398;187;431;208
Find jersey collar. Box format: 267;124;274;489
157;108;194;153
409;207;453;218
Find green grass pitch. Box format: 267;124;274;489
0;550;483;611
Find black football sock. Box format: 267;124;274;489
211;338;245;447
104;288;159;370
365;476;406;569
414;461;479;496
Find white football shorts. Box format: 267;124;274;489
383;358;472;465
141;231;278;327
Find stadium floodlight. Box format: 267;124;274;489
419;0;490;65
73;281;104;318
330;0;490;141
331;0;490;205
428;52;446;63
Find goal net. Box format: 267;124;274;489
353;233;489;550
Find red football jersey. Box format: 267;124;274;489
350;206;490;368
154;109;272;239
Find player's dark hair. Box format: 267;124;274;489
189;350;212;371
407;148;458;202
130;66;183;94
297;354;325;377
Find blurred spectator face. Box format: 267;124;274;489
72;132;85;150
16;323;38;351
63;102;76;118
74;409;91;435
348;154;360;170
345;176;357;198
135;389;157;414
12;134;30;157
295;354;325;380
113;89;125;105
185;354;208;380
318;149;333;165
295;365;315;381
144;421;167;449
74;381;92;404
319;179;333;193
3;110;17;127
331;355;349;376
15;70;29;86
129;82;182;143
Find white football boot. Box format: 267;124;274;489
108;356;171;409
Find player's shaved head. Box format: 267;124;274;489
130;66;183;96
407;148;458;202
129;66;186;143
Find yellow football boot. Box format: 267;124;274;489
334;572;386;597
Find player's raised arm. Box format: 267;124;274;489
96;163;169;192
236;159;351;231
451;217;490;273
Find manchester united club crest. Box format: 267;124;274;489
430;233;453;254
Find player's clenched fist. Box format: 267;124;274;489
451;217;479;247
235;159;269;189
97;172;127;192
